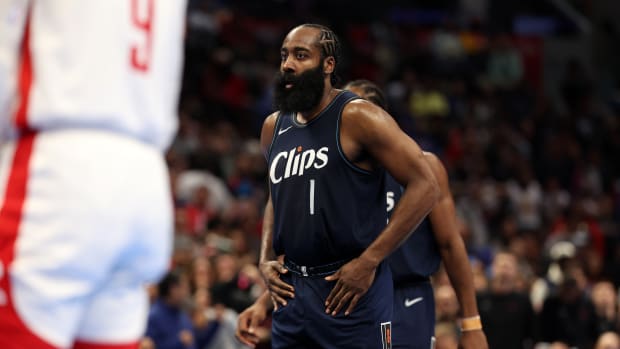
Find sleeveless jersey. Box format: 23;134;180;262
385;173;441;281
0;0;186;150
268;91;387;266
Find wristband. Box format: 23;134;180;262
459;315;483;332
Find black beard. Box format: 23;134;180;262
273;64;325;113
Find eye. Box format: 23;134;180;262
296;52;308;59
280;52;287;62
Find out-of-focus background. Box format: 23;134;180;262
152;1;620;348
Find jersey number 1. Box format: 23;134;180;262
130;0;154;72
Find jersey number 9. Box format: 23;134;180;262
130;0;154;72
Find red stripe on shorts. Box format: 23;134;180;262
73;340;139;349
0;6;55;348
0;133;55;349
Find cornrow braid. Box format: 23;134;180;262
299;23;342;86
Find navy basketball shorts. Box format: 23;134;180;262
392;281;435;349
272;261;394;349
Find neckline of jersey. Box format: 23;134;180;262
290;90;346;128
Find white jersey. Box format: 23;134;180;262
0;0;186;150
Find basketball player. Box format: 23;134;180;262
0;1;186;348
344;80;488;349
237;80;487;348
258;24;440;348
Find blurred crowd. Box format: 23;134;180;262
142;1;620;349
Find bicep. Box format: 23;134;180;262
430;195;459;247
427;154;460;246
376;134;427;187
347;104;428;186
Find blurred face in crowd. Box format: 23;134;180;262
192;256;213;290
491;252;519;292
215;253;238;283
591;281;616;306
274;26;333;113
591;281;617;318
169;274;190;306
595;332;620;349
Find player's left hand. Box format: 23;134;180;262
324;256;376;316
458;330;488;349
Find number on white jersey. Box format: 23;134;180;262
130;0;154;72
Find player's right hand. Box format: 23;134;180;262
259;260;295;307
235;300;270;348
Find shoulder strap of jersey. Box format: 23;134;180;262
334;90;380;175
331;90;360;113
267;112;287;160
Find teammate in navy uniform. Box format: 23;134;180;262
258;24;439;348
344;80;488;349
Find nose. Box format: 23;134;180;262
281;56;295;73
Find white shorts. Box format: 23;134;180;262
0;129;173;349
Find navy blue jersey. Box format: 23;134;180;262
267;91;387;266
385;173;441;281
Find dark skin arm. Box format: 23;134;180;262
258;112;295;307
324;99;440;316
425;153;488;349
235;290;273;348
258;112;277;267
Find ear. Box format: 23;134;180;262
323;56;335;75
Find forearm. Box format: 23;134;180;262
259;197;275;263
256;290;274;311
440;236;479;317
360;178;439;266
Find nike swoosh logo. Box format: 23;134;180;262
278;126;293;135
404;297;423;307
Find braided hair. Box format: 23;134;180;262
298;23;342;86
